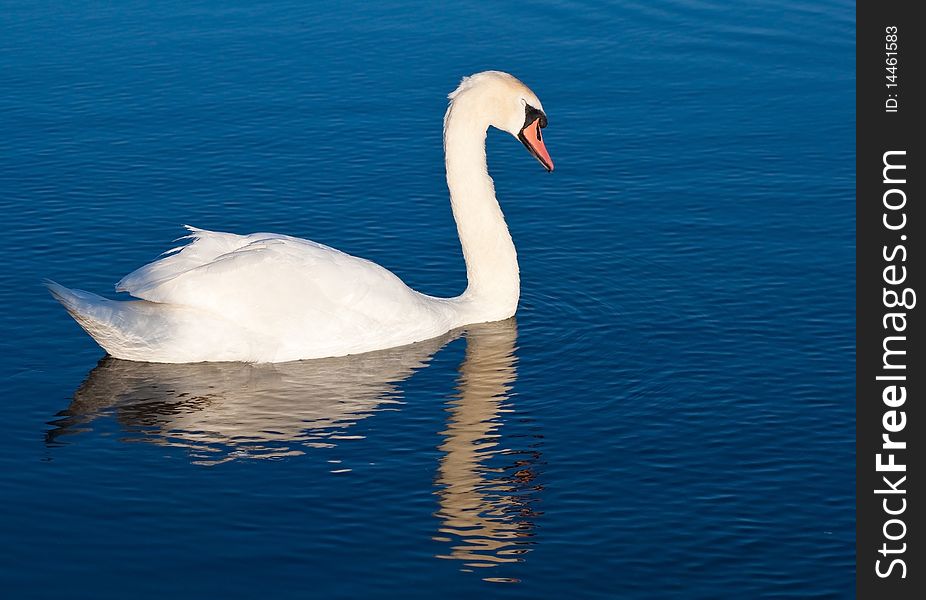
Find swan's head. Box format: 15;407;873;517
448;71;553;172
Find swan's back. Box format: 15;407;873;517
50;227;458;363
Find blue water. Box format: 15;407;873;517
1;1;855;597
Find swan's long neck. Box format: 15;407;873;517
443;99;519;320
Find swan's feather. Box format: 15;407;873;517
45;280;260;363
50;228;458;362
117;226;256;296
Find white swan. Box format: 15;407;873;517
47;71;553;363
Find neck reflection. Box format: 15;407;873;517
433;319;542;581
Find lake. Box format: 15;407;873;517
0;1;855;597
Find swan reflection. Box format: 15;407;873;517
48;319;541;577
48;329;455;462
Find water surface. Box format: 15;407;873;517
1;1;855;597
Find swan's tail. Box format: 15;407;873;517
46;280;254;363
45;280;138;358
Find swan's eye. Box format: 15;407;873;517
523;104;547;129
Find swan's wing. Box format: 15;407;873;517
117;226;371;303
118;226;273;297
114;228;443;356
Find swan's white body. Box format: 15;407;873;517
48;71;552;363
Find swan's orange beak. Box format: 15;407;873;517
518;118;554;172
